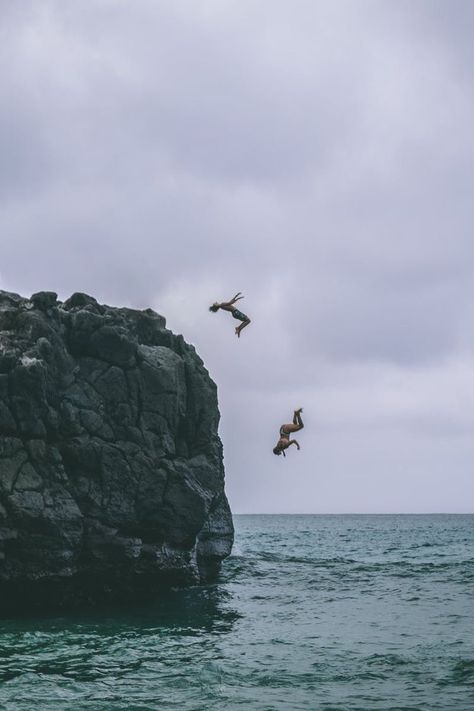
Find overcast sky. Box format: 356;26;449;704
1;0;473;513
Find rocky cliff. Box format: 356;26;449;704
0;290;233;613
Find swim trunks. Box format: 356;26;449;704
231;308;248;322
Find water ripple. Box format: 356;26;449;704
0;514;472;710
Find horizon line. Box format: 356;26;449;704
232;511;474;516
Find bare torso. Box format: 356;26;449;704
276;436;291;450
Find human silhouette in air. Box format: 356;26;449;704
209;292;251;337
273;408;304;456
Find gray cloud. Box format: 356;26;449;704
1;0;473;511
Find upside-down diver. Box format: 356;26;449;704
273;408;304;457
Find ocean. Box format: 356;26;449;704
0;514;472;710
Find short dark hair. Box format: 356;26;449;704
273;447;281;455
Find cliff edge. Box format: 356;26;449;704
0;290;233;612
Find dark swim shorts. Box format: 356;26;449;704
232;308;248;322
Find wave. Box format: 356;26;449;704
226;552;474;576
443;659;474;686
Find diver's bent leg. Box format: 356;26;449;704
293;410;304;429
236;318;251;337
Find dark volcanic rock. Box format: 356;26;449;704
0;290;233;613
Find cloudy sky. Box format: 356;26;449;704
1;0;473;513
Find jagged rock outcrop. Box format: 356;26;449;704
0;290;233;612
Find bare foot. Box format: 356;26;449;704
235;327;240;338
295;407;303;414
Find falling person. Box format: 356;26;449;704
273;408;304;457
209;292;251;337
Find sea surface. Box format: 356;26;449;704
0;514;473;710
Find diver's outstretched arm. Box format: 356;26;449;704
217;293;243;311
288;439;300;450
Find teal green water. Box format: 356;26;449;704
0;515;473;710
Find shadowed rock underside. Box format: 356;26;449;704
0;290;233;613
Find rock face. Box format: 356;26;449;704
0;290;233;613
